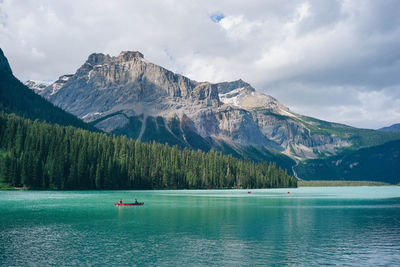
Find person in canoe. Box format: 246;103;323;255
118;199;123;204
134;198;138;204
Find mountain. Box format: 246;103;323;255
379;123;400;133
26;51;400;164
23;80;51;94
24;75;73;97
0;48;95;130
295;139;400;184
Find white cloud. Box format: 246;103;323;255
218;15;262;40
0;0;399;128
219;15;243;31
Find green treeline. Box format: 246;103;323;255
0;112;297;189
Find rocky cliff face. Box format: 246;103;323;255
27;50;355;160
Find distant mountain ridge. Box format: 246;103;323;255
379;123;400;133
24;50;400;165
295;139;400;184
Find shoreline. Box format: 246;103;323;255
298;180;392;187
1;183;398;191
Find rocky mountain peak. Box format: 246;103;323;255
86;51;144;66
216;79;254;94
87;53;112;65
116;51;144;62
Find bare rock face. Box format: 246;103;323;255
25;50;354;159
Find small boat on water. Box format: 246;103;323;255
115;198;143;206
114;202;144;206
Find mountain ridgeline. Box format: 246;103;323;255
379;123;400;133
0;48;95;131
0;112;297;189
26;51;400;165
295;139;400;184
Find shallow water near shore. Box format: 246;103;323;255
1;187;400;266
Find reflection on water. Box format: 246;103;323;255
1;187;400;266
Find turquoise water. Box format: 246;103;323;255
1;187;400;266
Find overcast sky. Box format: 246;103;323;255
1;0;399;129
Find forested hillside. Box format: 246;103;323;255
0;112;297;189
0;48;95;130
295;140;400;184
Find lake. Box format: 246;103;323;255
1;187;400;266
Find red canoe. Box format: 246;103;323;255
114;202;144;206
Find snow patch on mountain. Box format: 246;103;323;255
24;80;51;93
82;112;103;120
25;75;73;97
219;87;246;107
